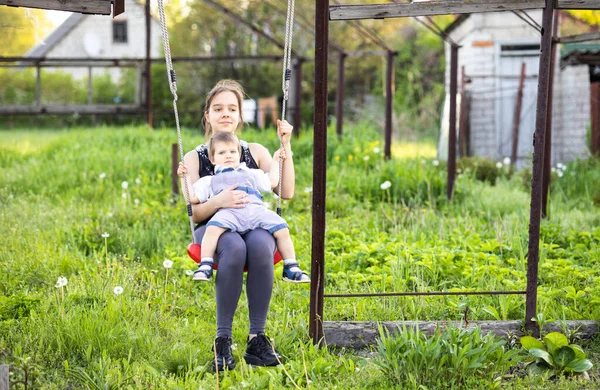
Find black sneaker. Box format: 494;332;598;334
244;333;281;367
212;336;236;372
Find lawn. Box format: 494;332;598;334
1;124;599;388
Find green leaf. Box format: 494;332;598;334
520;336;544;351
569;344;587;360
543;332;568;355
530;348;554;367
554;346;575;368
482;306;500;320
566;359;593;373
528;362;551;376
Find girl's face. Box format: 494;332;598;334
211;141;240;168
206;91;241;134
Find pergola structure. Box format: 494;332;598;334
0;0;125;16
309;0;600;346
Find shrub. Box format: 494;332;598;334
520;332;593;378
374;324;521;388
458;156;502;185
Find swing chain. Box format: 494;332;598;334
157;0;196;242
278;0;296;216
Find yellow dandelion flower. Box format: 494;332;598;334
348;155;353;161
335;155;340;161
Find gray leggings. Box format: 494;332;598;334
194;226;276;337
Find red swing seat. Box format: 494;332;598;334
187;243;282;271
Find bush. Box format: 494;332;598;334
374;324;521;388
458;156;502;185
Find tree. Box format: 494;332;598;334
0;6;53;56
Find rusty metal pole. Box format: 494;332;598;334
511;62;526;173
542;13;560;219
294;57;304;136
335;51;346;139
145;0;153;128
458;65;467;158
592;82;600;155
171;143;179;196
447;44;459;200
310;0;328;346
526;0;555;335
384;50;395;160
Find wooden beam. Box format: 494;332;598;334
558;32;600;44
329;0;600;21
330;0;545;21
113;0;124;16
0;104;143;115
556;0;600;10
0;0;112;15
324;320;599;349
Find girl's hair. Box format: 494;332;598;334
202;79;246;137
208;132;241;160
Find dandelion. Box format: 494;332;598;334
432;160;439;167
107;212;113;218
551;167;556;173
496;162;503;169
163;259;173;269
55;276;68;288
348;155;354;161
380;181;392;190
185;270;194;276
135;177;142;185
99;172;106;179
363;156;370;161
557;171;564;178
121;181;128;189
556;162;564;170
373;147;380;154
304;187;313;193
134;198;140;205
503;157;511;165
101;232;110;238
334;155;340;162
114;286;124;295
122;192;127;199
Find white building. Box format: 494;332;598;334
25;0;162;81
438;11;599;165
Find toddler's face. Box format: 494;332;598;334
211;141;240;168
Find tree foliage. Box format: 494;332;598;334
0;6;53;56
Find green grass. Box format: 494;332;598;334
1;124;599;388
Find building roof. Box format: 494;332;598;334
25;0;159;58
562;42;600;57
25;13;85;58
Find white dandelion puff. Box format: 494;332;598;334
101;232;110;238
304;187;313;193
113;286;124;295
373;147;380;154
185;270;194;276
380;181;392;190
122;192;127;199
163;259;174;269
134;198;140;205
99;172;106;179
432;160;439;167
503;157;511;165
135;178;142;185
496;162;503;169
121;181;129;189
55;276;68;288
363;156;370;161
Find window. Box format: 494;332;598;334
113;21;128;43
